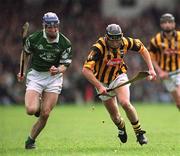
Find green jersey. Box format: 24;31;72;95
24;30;72;72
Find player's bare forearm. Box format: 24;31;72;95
49;65;67;75
140;48;157;80
152;60;162;74
82;67;100;88
140;48;154;70
82;67;107;94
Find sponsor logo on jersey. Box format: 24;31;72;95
105;58;123;67
38;44;44;50
164;49;180;55
39;53;56;62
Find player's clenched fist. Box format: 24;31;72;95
49;65;59;76
17;72;25;82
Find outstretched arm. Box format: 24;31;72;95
82;67;107;95
140;47;157;80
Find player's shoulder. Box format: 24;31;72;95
123;36;141;41
91;37;106;51
123;36;144;49
97;37;105;42
122;36;137;45
151;32;161;39
27;30;43;41
93;37;106;46
59;33;71;47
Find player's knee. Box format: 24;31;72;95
26;106;37;115
120;100;131;110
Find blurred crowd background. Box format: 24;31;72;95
1;0;180;105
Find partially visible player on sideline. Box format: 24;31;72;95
82;24;156;145
17;12;72;149
148;13;180;110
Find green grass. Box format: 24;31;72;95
0;103;180;156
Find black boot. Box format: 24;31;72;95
136;130;148;145
118;126;127;143
25;136;36;149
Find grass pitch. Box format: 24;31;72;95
0;103;180;156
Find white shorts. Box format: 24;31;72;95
97;73;130;101
163;73;180;92
26;69;63;94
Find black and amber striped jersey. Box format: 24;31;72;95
83;37;145;84
149;31;180;72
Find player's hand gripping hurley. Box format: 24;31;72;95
97;71;150;97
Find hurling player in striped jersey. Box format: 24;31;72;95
82;24;156;145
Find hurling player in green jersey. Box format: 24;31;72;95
17;12;72;149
